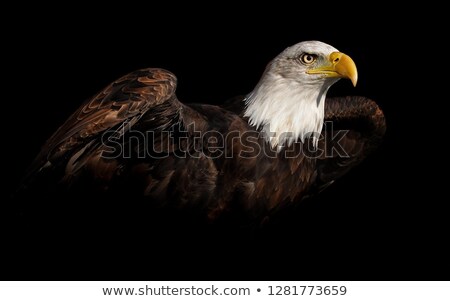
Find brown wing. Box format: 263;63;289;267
314;96;386;189
24;68;179;182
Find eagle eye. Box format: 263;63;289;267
300;53;317;65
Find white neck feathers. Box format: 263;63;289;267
244;72;331;148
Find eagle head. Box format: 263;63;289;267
244;40;357;148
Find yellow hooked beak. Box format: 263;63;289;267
306;52;358;87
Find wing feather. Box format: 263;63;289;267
315;96;386;186
25;68;179;181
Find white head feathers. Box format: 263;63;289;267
244;41;350;149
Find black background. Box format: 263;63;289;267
2;7;447;280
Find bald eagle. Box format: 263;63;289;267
20;41;385;225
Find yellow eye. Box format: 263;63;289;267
300;53;317;65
